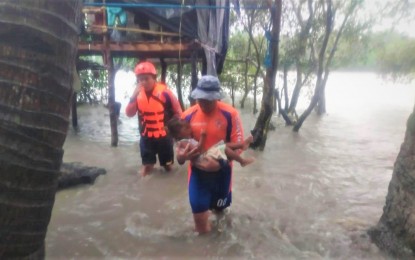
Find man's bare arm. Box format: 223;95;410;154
196;130;207;153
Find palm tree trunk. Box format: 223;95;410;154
0;0;81;258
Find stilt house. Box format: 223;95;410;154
76;0;235;146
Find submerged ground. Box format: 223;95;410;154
46;72;414;258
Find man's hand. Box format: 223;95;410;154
129;85;141;102
176;143;201;164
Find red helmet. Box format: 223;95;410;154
134;61;157;75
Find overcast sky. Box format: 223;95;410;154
363;0;415;37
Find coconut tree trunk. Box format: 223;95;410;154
0;0;81;258
368;110;415;256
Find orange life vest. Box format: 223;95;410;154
136;83;168;138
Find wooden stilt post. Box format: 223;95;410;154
108;54;118;147
191;50;198;91
201;52;207;76
99;0;118;146
160;58;167;83
190;50;198;105
71;92;78;128
176;62;185;110
103;34;118;147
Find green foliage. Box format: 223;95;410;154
279;35;296;68
114;57;137;70
76;56;138;104
78;69;108;104
378;36;415;79
330;22;371;69
166;63;193;105
330;0;414;76
77;56;107;104
222;31;249;95
221;8;268;103
332;30;415;77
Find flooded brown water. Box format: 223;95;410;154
46;72;414;259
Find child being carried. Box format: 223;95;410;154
167;117;254;167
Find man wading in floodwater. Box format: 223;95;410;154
177;75;247;233
126;61;182;176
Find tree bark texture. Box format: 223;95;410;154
287;0;313;115
368;111;415;256
250;0;281;150
293;0;333;132
288;65;303;114
104;45;118;147
282;63;289;112
240;15;253;110
0;0;81;258
316;2;356;116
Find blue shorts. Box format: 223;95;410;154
139;136;174;166
188;162;232;214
